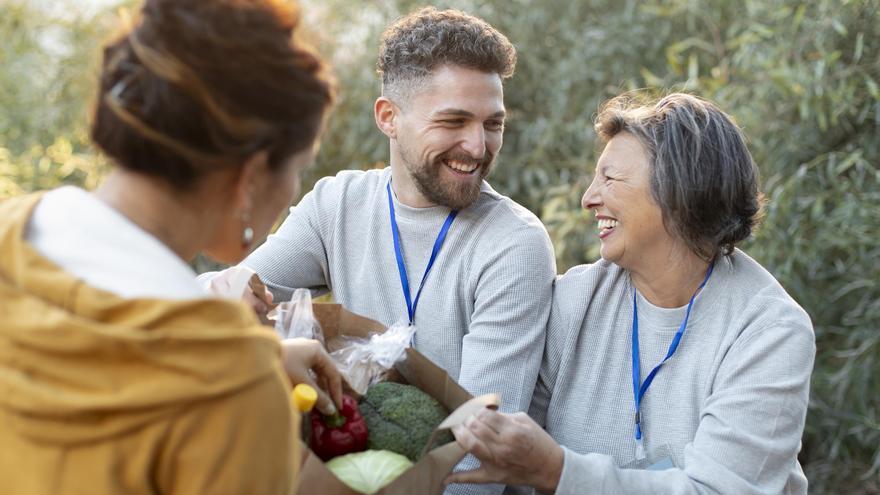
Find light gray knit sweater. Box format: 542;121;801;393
242;167;556;493
525;251;814;494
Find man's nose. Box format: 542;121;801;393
460;125;486;159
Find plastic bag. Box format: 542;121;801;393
327;321;415;395
269;290;414;395
269;288;324;343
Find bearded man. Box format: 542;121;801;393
209;11;555;489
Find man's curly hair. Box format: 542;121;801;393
377;7;516;103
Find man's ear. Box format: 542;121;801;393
374;97;399;139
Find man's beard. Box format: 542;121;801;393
401;148;495;211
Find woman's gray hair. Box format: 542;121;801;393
595;92;764;260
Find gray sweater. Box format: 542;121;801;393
242;168;556;493
528;251;814;494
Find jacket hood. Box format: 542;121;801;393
0;193;285;446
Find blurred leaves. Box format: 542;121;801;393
2;0;879;491
0;136;108;195
0;0;115;196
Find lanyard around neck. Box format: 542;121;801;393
386;181;457;326
631;262;714;452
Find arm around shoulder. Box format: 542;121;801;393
459;225;557;414
448;226;556;495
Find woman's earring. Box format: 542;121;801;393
241;226;254;248
241;212;254;249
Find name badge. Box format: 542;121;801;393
622;443;678;471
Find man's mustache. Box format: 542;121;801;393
437;151;494;168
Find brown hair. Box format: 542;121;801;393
377;7;516;103
595;92;764;260
91;0;335;190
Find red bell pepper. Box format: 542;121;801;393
309;394;368;461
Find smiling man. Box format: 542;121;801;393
205;8;555;492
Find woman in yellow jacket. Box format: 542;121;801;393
0;0;337;493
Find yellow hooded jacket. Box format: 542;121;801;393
0;194;299;494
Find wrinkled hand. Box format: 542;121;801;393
281;338;343;416
445;409;564;493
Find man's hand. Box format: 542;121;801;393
445;409;564;493
281;338;343;415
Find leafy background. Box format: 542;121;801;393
1;0;878;491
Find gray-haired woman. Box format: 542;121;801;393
446;93;815;494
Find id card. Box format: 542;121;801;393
622;443;678;471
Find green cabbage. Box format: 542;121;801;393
325;449;413;494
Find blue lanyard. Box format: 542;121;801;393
631;262;714;450
386;181;457;325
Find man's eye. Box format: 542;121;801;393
441;119;465;125
485;120;504;130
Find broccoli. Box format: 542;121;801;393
358;382;454;462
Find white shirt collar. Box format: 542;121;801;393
25;186;206;300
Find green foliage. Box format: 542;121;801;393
2;0;878;491
0;136;107;196
0;0;114;196
295;1;400;189
758;144;880;489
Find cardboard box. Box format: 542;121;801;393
297;303;498;495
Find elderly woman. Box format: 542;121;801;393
0;0;338;493
447;93;815;494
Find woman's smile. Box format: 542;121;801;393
597;216;619;239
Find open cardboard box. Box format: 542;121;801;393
296;303;498;495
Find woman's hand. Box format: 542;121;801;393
445;409;564;493
244;275;274;316
280;338;343;415
202;267;275;318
